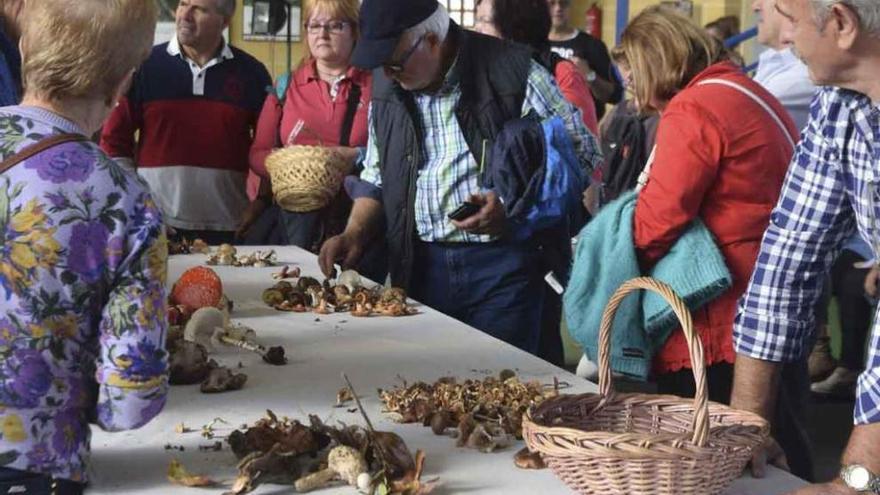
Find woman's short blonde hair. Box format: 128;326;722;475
617;6;724;112
20;0;158;104
301;0;360;63
304;0;360;39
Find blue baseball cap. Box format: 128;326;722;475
351;0;439;70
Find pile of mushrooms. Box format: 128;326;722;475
379;371;558;453
167;307;248;393
226;412;434;494
262;270;416;317
206;244;277;267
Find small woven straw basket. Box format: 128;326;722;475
265;145;348;212
523;277;770;495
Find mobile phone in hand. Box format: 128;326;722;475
447;201;481;221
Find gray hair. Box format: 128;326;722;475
216;0;236;17
405;4;450;43
812;0;880;34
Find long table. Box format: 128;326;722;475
88;246;807;494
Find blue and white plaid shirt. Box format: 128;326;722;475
734;86;880;425
361;60;601;242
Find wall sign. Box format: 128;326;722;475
243;0;302;41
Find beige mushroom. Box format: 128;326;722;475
217;243;237;257
183;307;227;350
337;270;362;292
294;445;368;492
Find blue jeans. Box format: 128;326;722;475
280;210;322;250
409;240;544;354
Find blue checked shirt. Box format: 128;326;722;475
734;87;880;425
360;60;601;242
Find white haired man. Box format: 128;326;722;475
731;0;880;493
319;0;601;355
101;0;271;245
752;0;815;129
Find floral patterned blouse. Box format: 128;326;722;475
0;106;169;482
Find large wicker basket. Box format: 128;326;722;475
523;277;769;495
265;145;349;212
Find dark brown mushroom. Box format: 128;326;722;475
200;367;248;393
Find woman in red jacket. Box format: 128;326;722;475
243;0;370;253
620;8;798;400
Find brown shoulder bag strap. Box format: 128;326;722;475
0;133;89;175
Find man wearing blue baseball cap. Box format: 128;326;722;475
319;0;601;354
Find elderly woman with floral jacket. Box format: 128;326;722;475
0;1;167;493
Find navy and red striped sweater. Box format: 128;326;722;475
101;40;271;231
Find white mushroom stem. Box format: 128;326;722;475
225;324;256;341
213;330;267;356
295;445;367;492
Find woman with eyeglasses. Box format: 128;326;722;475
246;0;382;278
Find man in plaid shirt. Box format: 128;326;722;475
731;0;880;493
319;0;599;355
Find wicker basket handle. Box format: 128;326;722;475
597;277;710;447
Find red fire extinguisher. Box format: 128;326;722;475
585;3;602;39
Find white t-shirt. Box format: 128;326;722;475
754;47;816;132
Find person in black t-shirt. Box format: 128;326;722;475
546;0;622;118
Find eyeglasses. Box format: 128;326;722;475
306;21;350;34
383;35;426;74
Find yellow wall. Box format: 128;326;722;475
229;2;309;80
569;0;757;61
229;0;760;80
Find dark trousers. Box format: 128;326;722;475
0;467;84;495
832;249;872;370
168;227;235;246
536;230;574;367
241;204;288;245
538;287;565;367
239;206;321;249
656;360;815;482
409;240;544;354
280;209;322;250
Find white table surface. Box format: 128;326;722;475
88;246;807;494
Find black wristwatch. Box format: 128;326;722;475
841;464;880;493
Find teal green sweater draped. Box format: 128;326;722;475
563;191;732;380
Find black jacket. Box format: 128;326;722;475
370;22;533;288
